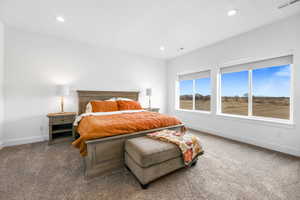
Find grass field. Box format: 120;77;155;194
180;96;289;120
179;98;210;111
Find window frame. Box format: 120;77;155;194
217;62;294;124
176;70;212;114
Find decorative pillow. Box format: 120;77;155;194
117;100;142;110
89;100;119;112
85;102;93;113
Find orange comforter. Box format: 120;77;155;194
72;111;184;156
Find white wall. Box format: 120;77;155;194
3;27;167;146
167;14;300;156
0;21;4;148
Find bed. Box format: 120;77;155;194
73;90;185;179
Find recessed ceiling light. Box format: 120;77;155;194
56;16;65;22
160;46;165;51
227;9;238;16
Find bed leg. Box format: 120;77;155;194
125;165;131;172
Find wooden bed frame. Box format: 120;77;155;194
74;90;185;179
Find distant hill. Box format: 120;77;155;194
180;93;211;100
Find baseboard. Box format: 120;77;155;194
3;135;47;147
188;125;300;157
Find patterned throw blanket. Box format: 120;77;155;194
147;130;204;166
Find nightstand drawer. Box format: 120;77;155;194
50;116;75;124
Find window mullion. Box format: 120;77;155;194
248;70;253;116
218;71;222;114
193;79;195;110
290;64;294;122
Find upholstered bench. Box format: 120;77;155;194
124;136;198;189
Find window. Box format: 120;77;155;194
219;55;293;121
178;70;211;111
179;80;193;110
252;65;291;120
221;70;248;116
195;78;211;111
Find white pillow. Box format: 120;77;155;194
104;97;134;101
116;97;133;101
105;97;117;101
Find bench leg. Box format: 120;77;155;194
191;160;197;167
140;183;149;189
125;164;150;189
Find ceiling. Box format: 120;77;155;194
0;0;300;59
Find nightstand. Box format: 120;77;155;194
144;108;160;113
47;112;76;144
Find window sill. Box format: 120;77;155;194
216;113;294;128
175;109;211;115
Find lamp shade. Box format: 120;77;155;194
146;88;152;96
56;85;70;96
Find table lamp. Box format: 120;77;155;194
56;85;70;113
146;88;152;109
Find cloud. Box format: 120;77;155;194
275;67;290;77
253;78;290;97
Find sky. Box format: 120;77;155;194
180;65;291;97
180;78;211;96
252;65;290;97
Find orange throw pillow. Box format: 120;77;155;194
117;100;142;110
90;101;119;112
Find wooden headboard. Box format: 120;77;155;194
77;90;140;114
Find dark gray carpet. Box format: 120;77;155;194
0;130;299;200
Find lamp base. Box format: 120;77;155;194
148;96;151;109
60;96;65;113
